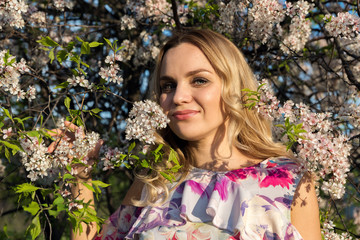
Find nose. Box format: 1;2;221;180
173;82;192;105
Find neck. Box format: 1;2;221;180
187;132;260;172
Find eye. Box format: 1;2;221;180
160;82;176;93
192;77;209;86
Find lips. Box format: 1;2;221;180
172;110;199;120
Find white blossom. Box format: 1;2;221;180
324;12;360;39
125;100;169;144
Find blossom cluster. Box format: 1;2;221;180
214;1;247;34
281;0;312;54
125;0;189;25
53;0;75;11
27;6;46;26
120;15;137;31
100;146;124;171
99;39;139;84
253;79;351;199
132;31;161;66
322;220;353;240
2;127;13;140
67;75;93;89
125;100;169;144
338;87;360;135
0;50;36;101
248;0;285;44
19;127;100;182
0;0;28;29
324;12;360;39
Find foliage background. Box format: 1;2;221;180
0;0;360;239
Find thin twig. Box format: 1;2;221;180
171;0;182;31
330;197;349;233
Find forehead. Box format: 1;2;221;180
159;43;215;76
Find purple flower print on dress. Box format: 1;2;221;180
264;230;282;240
241;200;249;216
259;168;294;189
274;197;292;209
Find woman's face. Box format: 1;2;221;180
159;43;227;143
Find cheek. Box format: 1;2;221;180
159;94;169;112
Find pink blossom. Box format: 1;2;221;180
2;127;12;139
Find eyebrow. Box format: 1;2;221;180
159;69;212;82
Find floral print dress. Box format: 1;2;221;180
96;157;305;240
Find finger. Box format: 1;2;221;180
64;121;85;138
48;141;58;153
47;128;64;137
64;121;79;132
47;128;75;142
88;139;104;159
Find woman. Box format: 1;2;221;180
73;29;321;239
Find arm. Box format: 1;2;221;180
291;172;322;240
48;121;103;240
71;176;143;240
121;177;144;205
71;179;98;240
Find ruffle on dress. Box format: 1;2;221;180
98;157;305;240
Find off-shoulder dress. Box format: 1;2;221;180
95;157;305;240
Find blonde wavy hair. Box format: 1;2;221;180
132;28;291;206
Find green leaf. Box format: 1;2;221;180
40;188;53;200
115;46;124;52
3;224;9;238
27;130;40;138
75;117;84;127
53;195;65;206
70;55;80;64
66;41;75;51
90;108;102;114
76;36;84;43
27;215;41;240
36;36;59;47
128;141;136;152
0;140;20;151
81;61;89;68
140;159;149;168
168;149;179;165
14;117;24;129
160;172;172;181
64;97;71;109
0;117;4;128
49;48;55;63
2;108;12;120
82;182;95;193
4;147;10;161
14;183;40;194
91;180;110;188
57;50;68;63
55;81;70;89
81;42;90;55
63;173;75;180
89;42;103;47
153;144;163;153
23;201;40;216
104;38;112;48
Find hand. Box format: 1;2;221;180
48;121;104;180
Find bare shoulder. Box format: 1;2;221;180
291;171;322;240
121;177;144;205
